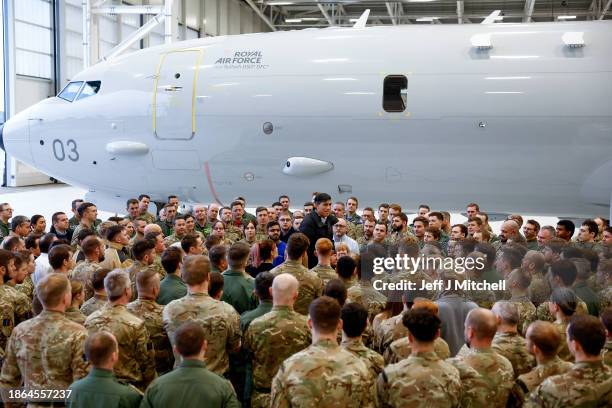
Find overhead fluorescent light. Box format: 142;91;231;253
407;0;438;2
558;15;576;20
285;18;302;23
302;17;321;21
268;1;294;5
416;17;438;22
349;18;359;22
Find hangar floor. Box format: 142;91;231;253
0;184;561;236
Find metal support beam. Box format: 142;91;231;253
600;0;612;19
104;13;165;61
164;0;174;44
92;6;163;14
317;1;334;26
386;2;397;25
523;0;536;22
82;0;90;68
457;0;464;24
244;0;277;31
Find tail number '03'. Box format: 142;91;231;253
52;139;80;162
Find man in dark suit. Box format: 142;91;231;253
299;193;338;268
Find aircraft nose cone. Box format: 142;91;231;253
0;124;4;151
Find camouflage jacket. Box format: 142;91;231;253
127;298;173;375
270;260;323;315
0;310;89;390
0;285;32;359
162;291;240;375
526;361;612;408
271;339;376;408
243;305;310;408
599;286;612;312
508;356;572;407
509;294;537;336
346;281;388;322
80;293;108;316
604;340;612;367
70;259;100;300
537;298;588;322
384;336;451;365
163;233;186;247
528;272;552;307
341;337;385;379
65;306;86;325
552;320;572;362
448;346;515;408
378;351;461;408
85;303;156;389
492;331;536;378
309;264;337;286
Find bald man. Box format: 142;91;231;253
243;274;311;408
507;321;572;407
495;220;526;251
448;308;514;407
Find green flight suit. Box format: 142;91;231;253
67;368;142;408
221;269;257;315
156;274;187;306
140;359;240;408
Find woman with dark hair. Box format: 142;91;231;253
239;220;258;247
211;220;233;246
30;215;46;234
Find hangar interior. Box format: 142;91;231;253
0;0;610;187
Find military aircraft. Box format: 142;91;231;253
1;18;611;218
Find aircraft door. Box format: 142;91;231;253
152;49;203;140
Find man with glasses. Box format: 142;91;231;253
0;203;13;244
332;218;359;255
523;219;540;250
278;211;296;243
267;221;286;266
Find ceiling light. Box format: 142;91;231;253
285;18;302;23
557;15;576;20
416;17;438;22
268;1;294;5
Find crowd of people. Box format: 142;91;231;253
0;193;610;407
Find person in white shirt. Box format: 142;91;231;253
332;218;360;255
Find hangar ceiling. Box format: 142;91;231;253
239;0;611;30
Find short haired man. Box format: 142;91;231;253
556;220;575;242
71;236;104;299
85;270;156;390
68;331;142;407
156;247;186;305
341;303;384;379
412;216;428;247
138;194;156;224
309;238;337;286
71;202;98;246
265;221;286;266
141;322;240;407
270;233;323;315
575;219;603;252
126;238;156;299
0;274;90;396
81;268;111;316
536;260;588;322
270;296;375;407
356;218;376;249
447;308;514;407
507;321;573;406
521;250;550;307
10;215;30;240
162;255;241;376
299;193;338;268
345;197;362;225
221;242;257;315
244;273;311;407
0;203;13;244
527;315;611;407
127;269;173;375
49;243;76;274
277;211;296;243
491;301;535;377
377;308;461;407
523;219;540;250
163;216;187;247
254;207;269;240
537;225;556;248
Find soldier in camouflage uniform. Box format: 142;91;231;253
464;251;497;308
0;274;90;400
65;280;87;325
270;233;323;315
80;268;110;317
447;308;515;407
522;251;552;307
162;255;241;376
384;334;450;364
270;296;376;407
536;260;588;322
491;301;535;377
356;219;376;249
85;270;156;390
243;274;311;408
70;202;99;247
70;236;104;300
341;303;385;379
163;216;188;247
127;269;173;375
507;321;573;407
602;308;612;367
309;238;338;285
377;308;462;408
126;239;157;300
526;315;612;407
507;269;537;336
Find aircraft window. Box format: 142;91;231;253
383;75;408;112
57;81;84;102
76;81;102;101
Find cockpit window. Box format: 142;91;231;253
76;81;102;101
58;81;84;102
